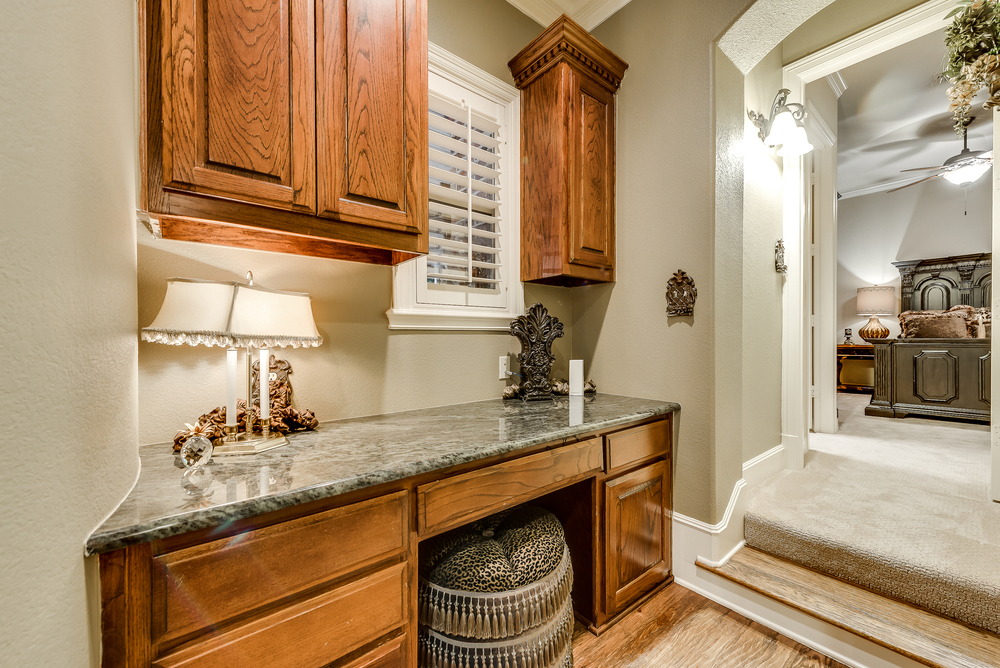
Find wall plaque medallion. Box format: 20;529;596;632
666;270;697;316
510;303;564;401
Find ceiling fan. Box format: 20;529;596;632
888;118;993;192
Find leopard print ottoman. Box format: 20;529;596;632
418;505;574;668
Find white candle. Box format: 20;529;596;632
259;347;269;433
569;360;584;396
226;348;238;427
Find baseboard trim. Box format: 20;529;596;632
743;444;785;489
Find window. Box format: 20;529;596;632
387;44;523;330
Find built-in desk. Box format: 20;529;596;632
91;394;678;667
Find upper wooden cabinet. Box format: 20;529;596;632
141;0;427;265
509;15;627;286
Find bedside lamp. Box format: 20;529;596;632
856;286;896;342
142;273;322;454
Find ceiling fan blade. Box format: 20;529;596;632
887;173;943;193
900;166;945;172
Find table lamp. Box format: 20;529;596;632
856;285;896;342
142;272;322;454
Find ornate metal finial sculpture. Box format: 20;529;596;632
510;303;564;401
775;239;788;274
666;270;697;316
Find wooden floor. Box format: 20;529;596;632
700;547;1000;668
572;583;847;668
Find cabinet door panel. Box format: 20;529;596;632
346;0;403;203
604;460;669;616
570;72;614;271
163;0;315;211
318;0;427;237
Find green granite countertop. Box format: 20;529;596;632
86;394;678;556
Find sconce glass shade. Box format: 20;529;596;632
763;110;797;146
856;286;895;316
776;125;814;158
943;161;991;186
142;277;323;349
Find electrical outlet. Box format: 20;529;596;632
498;355;509;380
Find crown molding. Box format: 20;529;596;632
573;0;633;30
506;0;632;31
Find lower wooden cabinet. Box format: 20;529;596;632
100;415;674;664
602;459;671;619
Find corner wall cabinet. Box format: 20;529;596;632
98;413;672;666
140;0;427;265
508;15;628;286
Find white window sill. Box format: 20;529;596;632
386;307;519;331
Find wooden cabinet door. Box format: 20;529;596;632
603;459;670;616
569;70;615;273
316;0;427;239
161;0;315;212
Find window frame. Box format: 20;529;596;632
387;43;523;331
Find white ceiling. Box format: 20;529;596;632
505;0;632;31
836;28;993;198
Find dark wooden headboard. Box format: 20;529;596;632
893;253;991;312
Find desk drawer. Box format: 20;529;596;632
417;438;604;536
153;491;407;644
605;419;670;473
153;562;407;668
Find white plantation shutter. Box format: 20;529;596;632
421;80;507;305
388;45;522;330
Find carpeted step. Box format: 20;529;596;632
699;547;1000;668
743;457;1000;635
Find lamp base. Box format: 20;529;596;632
859;315;890;342
214;433;289;457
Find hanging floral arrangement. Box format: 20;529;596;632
944;0;1000;134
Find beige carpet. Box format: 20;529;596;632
744;393;1000;634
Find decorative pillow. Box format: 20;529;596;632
899;312;970;338
424;505;566;593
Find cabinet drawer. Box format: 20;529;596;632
605;419;669;473
153;491;407;644
153;562;408;668
343;635;406;668
417;438;603;536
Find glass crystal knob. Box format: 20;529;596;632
180;435;214;469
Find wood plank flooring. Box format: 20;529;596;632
700;547;1000;668
572;582;846;668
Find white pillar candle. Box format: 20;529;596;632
569;360;584;396
226;348;238;427
259;347;270;433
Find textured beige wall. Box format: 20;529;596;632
429;0;542;85
782;0;927;64
837;177;991;341
0;0;139;665
138;0;568;445
585;0;755;524
138;233;572;443
741;46;785;464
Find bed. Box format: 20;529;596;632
865;253;991;422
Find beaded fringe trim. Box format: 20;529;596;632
419;596;574;668
418;546;573;640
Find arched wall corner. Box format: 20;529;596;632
718;0;838;75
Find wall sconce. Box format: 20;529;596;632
748;89;814;157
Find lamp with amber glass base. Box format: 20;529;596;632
856;286;896;342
